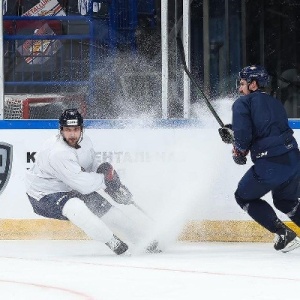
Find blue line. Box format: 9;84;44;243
288;120;300;129
0;119;300;129
0;120;59;129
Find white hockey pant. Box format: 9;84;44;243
62;197;114;243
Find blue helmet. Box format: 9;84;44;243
239;65;269;88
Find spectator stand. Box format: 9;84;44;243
3;0;140;118
137;0;156;28
92;0;138;52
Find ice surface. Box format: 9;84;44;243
0;240;299;300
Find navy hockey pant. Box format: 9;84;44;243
235;149;300;233
27;191;112;220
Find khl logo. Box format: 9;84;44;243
0;143;13;195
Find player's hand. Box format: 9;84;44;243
232;147;248;165
97;162;121;190
97;163;133;205
218;124;234;144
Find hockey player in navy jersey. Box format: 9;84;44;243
219;65;300;252
26;109;160;255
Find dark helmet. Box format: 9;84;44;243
239;65;269;88
59;109;83;128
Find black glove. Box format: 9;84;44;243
232;147;248;165
97;162;121;191
97;162;133;205
218;124;234;144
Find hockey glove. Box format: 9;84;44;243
218;124;234;144
97;162;133;205
232;147;248;165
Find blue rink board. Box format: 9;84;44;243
0;119;300;129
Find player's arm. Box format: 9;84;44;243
49;151;106;194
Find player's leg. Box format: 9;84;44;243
27;192;129;255
272;169;300;227
92;163;163;252
61;197;112;242
83;191;161;253
235;157;299;252
272;173;300;252
235;175;299;252
79;191;141;243
103;206;162;253
62;197;129;255
101;206;143;242
235;167;281;233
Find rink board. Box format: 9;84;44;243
0;219;299;242
0;119;300;242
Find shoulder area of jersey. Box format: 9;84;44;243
40;134;61;147
47;135;74;153
78;133;93;146
234;93;250;102
48;141;77;160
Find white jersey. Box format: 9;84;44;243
26;133;106;200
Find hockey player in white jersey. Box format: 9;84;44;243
26;109;160;255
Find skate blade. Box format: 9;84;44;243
145;248;163;254
118;249;132;256
281;237;300;253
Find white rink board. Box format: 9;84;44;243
1;127;300;221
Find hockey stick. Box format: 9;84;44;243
176;36;225;127
98;188;154;221
130;201;154;221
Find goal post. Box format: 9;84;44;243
4;94;86;119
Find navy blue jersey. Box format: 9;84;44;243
232;91;298;162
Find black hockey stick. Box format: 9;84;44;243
131;201;154;221
100;188;154;220
176;36;225;127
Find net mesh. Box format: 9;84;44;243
4;96;26;119
4;94;86;119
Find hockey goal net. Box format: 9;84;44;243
4;94;86;119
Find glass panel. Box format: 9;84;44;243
3;0;300;119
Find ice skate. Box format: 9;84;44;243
145;240;162;253
274;226;300;253
105;235;129;255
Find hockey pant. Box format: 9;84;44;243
235;150;300;233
